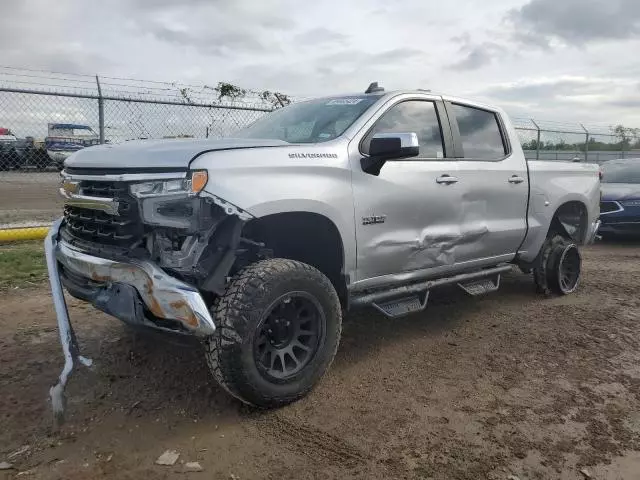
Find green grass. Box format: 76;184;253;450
0;241;48;290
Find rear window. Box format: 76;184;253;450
451;104;506;160
601;161;640;184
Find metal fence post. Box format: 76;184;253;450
580;124;589;162
531;119;540;160
96;75;105;144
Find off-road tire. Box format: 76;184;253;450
204;258;342;408
533;234;581;295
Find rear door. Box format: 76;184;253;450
444;100;528;266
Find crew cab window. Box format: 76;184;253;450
451;104;507;160
361;101;445;159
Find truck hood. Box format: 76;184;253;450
64;138;290;170
601;183;640;201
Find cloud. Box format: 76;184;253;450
482;77;598;101
317;48;423;68
0;0;114;73
294;28;348;45
148;24;271;56
367;48;423;65
476;76;640;124
0;0;639;127
128;0;297;57
449;41;506;71
509;0;640;46
607;98;640;109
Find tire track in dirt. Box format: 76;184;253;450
256;413;370;467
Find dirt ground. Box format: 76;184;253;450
0;172;62;226
1;242;640;480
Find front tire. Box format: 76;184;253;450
204;258;342;408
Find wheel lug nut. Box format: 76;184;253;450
268;329;273;334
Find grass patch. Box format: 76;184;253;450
0;240;47;290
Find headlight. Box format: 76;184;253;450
130;170;208;198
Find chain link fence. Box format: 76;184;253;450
0;69;278;234
1;67;639;239
512;118;640;164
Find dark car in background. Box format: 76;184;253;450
599;158;640;238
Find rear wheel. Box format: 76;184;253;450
533;234;582;295
204;258;342;407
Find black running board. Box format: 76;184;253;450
351;265;512;318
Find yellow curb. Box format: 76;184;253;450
0;226;50;243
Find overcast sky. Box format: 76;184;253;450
1;0;639;125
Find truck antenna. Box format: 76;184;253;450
365;82;384;94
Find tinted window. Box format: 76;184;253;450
601;161;640;183
362;101;445;158
236;96;380;143
452;104;506;160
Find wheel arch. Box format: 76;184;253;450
550;200;589;244
241;211;349;306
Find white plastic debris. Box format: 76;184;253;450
8;446;30;460
185;462;203;472
155;450;180;466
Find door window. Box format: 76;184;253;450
451;104;507;160
361;101;445;159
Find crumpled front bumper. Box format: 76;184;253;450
45;218;215;423
56;242;216;336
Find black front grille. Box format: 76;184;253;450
81;180;128;198
63;180;143;247
600;201;622;214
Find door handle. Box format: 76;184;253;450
508;175;525;184
436;175;459;185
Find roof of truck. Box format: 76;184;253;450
318;87;502;114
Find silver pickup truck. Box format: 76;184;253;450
46;83;601;420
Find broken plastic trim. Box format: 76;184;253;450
45;218;93;426
200;191;253;221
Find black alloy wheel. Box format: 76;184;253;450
554;243;581;294
253;293;323;381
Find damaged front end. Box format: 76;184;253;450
46;168;257;423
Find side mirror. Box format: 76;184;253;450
361;132;420;175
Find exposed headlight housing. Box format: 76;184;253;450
130;170;208;198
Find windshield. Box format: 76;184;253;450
235;96;380;143
601;160;640;184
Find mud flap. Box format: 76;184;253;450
45;218;93;425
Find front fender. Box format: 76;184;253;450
193;162;357;278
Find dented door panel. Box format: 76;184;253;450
453;159;528;264
350;160;462;282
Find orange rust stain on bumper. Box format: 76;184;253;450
143;278;166;319
90;272;111;282
169;300;199;327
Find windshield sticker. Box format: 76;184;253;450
289;153;338;159
326;98;364;106
436;150;443;159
